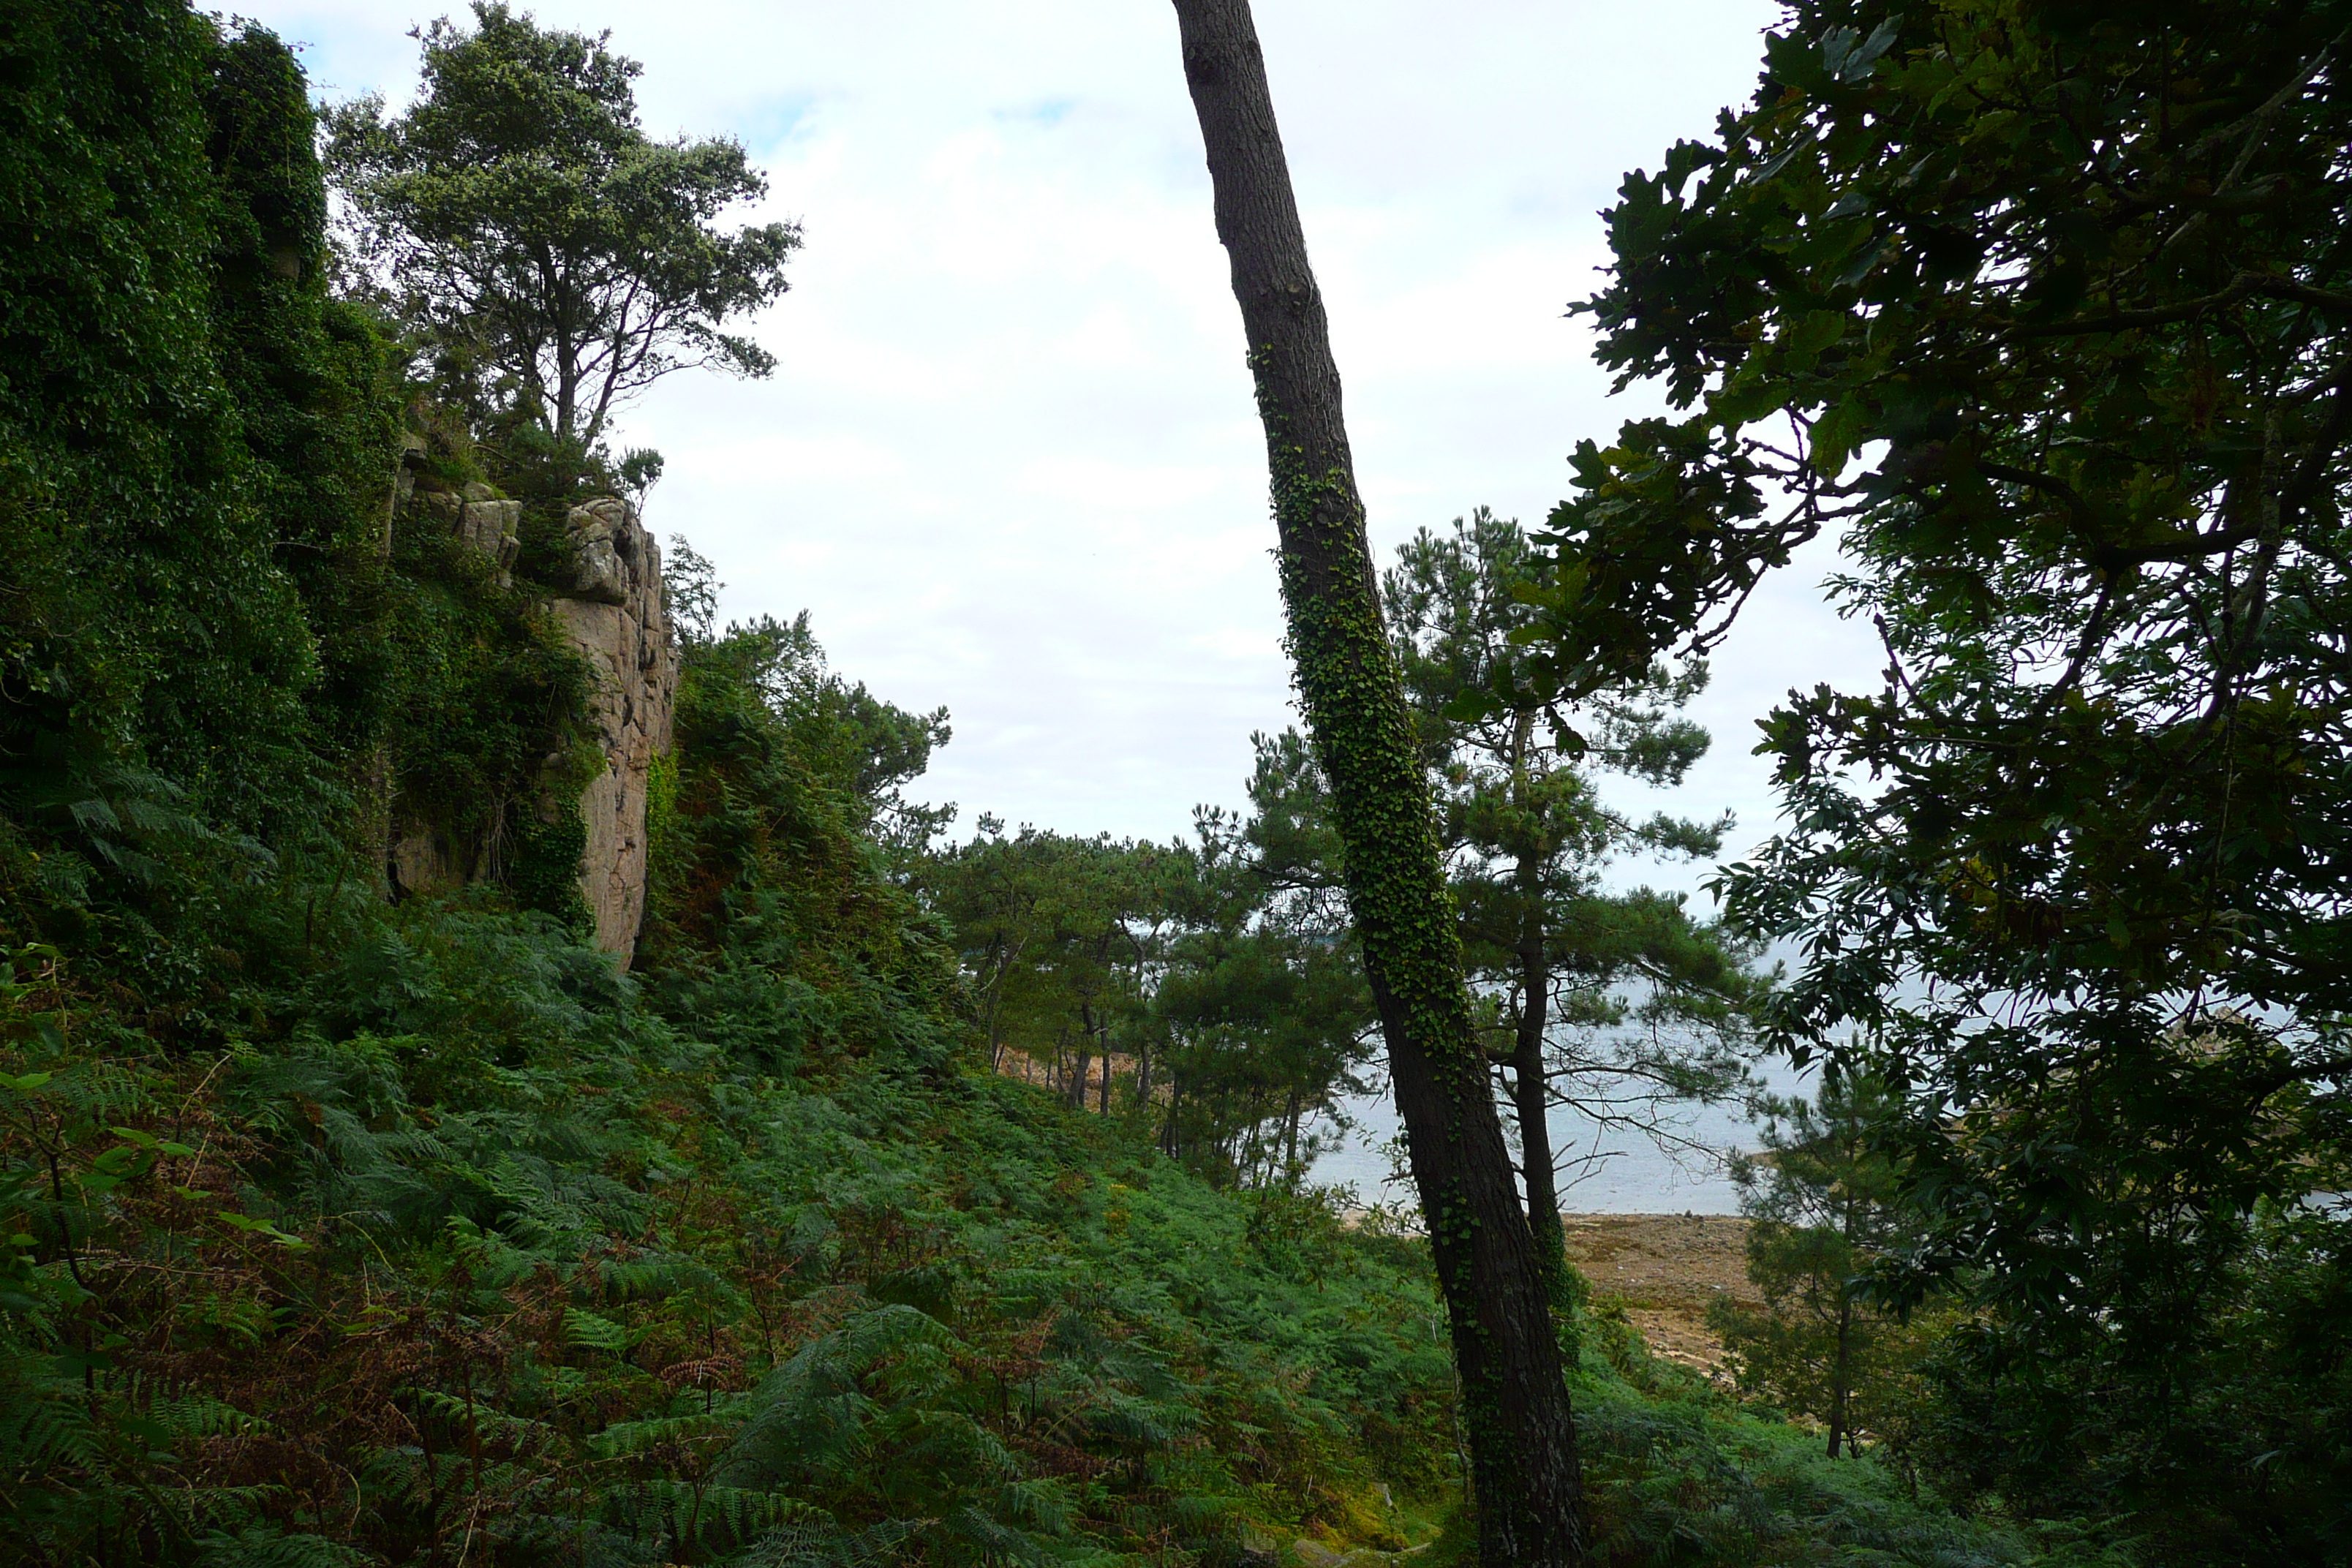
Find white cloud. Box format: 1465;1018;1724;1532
259;0;1882;885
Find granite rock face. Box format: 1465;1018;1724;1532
564;495;633;604
552;496;676;965
385;478;521;901
384;486;676;968
423;480;523;585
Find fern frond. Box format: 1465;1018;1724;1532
589;1406;738;1459
194;1526;361;1568
565;1307;632;1353
408;1387;553;1449
0;1392;102;1469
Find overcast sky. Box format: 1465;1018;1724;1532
258;0;1879;898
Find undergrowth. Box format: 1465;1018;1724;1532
0;6;2138;1565
0;881;1454;1566
0;875;2129;1567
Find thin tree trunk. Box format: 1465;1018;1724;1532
1074;1002;1096;1109
1512;904;1572;1309
1507;705;1573;1310
985;967;1008;1074
1168;5;1588;1561
1828;1300;1852;1459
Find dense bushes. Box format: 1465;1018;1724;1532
0;6;2285;1566
0;1;401;841
0;878;1465;1565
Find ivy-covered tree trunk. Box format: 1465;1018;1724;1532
1167;3;1588;1561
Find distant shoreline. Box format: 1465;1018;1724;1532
1560;1213;1755;1373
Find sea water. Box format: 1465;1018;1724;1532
1312;1054;1820;1216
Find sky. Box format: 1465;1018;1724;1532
256;0;1881;901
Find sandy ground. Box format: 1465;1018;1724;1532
1559;1213;1757;1373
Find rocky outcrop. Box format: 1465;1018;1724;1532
551;496;675;966
384;483;676;968
387;820;464;900
421;481;523;586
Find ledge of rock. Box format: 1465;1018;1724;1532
552;495;676;965
565;495;635;603
421;480;522;585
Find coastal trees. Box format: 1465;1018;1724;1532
325;1;798;459
1387;510;1752;1306
921;766;1379;1190
1167;1;1588;1560
1529;0;2352;1545
1237;515;1757;1291
1161;739;1378;1183
924;825;1165;1104
1709;1077;1915;1460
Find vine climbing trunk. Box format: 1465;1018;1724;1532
1167;4;1589;1562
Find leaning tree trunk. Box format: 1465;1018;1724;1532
1167;4;1588;1561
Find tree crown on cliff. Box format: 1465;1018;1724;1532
325;1;798;455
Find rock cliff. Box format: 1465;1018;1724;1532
386;486;676;967
422;482;523;586
551;497;676;965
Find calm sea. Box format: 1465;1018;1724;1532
1311;1056;1819;1215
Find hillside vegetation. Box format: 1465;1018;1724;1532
6;2;2345;1566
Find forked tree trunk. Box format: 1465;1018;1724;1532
1167;4;1589;1561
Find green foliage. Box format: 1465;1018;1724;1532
380;494;600;916
1910;1196;2352;1555
1565;1374;2095;1568
1384;510;1755;1190
1152;889;1374;1186
0;5;2202;1563
205;28;407;792
1184;739;1383;1152
0;878;1459;1565
1709;1077;1938;1463
326;1;801;453
644;606;958;1066
1527;0;2352;1556
924;759;1378;1188
372;438;647;930
0;1;401;841
924;824;1169;1100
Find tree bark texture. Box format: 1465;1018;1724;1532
1512;911;1574;1308
1168;4;1588;1561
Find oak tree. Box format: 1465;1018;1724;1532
1529;0;2352;1541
